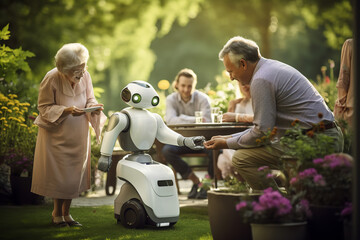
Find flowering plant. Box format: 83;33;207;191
0;93;38;176
236;187;311;224
289;153;353;207
279;116;336;168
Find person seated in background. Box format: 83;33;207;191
162;68;212;199
218;83;253;179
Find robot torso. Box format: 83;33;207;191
119;108;157;152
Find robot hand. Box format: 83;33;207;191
178;136;205;150
98;155;112;172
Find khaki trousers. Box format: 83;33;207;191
232;125;344;190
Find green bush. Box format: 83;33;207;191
0;24;37;113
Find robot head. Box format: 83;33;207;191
121;81;160;109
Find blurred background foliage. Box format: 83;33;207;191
0;0;354;116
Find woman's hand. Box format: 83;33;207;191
63;106;86;116
222;112;237;122
89;104;104;115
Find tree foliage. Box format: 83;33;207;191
0;0;204;111
0;24;37;107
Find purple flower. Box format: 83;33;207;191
258;166;269;172
236;201;247;211
299;168;318;178
313;174;326;186
313;158;324;164
341;202;352;217
289;177;298;185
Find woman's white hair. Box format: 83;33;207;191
55;43;89;74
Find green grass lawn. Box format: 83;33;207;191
0;204;212;240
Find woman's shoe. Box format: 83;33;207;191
64;215;82;227
52;216;68;227
66;220;82;227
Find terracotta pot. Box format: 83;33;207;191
207;190;259;240
251;222;307;240
10;175;44;205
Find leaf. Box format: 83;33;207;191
0;24;11;41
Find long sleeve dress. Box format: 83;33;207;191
31;68;107;199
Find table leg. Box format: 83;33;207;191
212;149;221;189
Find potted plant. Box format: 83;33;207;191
0;93;42;204
206;175;258;240
236;187;311;240
289;153;353;240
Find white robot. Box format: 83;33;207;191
98;80;204;228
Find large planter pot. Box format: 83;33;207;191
251;222;307;240
10;175;44;205
207;190;259;240
308;205;343;240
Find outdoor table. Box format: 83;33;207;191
166;122;252;188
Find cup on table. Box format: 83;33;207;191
211;107;220;123
195;111;203;123
216;111;223;123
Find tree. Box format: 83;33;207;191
0;0;204;111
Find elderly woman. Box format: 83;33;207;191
31;43;106;227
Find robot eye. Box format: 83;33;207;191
132;93;141;103
151;96;159;106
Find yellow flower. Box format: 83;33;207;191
158;80;170;90
7;102;14;106
18;116;25;122
1;106;8;110
207;90;216;96
32;112;38;116
0;117;5;121
4;124;8;127
13;107;19;112
7;109;12;113
20;123;27;128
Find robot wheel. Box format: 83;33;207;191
120;199;146;228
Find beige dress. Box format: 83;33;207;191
334;39;353;126
31;68;106;199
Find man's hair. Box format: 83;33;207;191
219;36;261;66
55;43;89;74
172;68;197;91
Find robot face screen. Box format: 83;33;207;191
121;88;131;102
121;81;160;109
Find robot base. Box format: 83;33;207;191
114;182;178;228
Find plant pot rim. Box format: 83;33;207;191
208;189;258;196
251;221;307;227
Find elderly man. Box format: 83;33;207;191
204;36;343;190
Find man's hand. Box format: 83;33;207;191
203;137;228;150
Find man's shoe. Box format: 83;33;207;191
188;184;198;199
195;188;207;199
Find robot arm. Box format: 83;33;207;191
153;113;205;150
98;112;129;172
